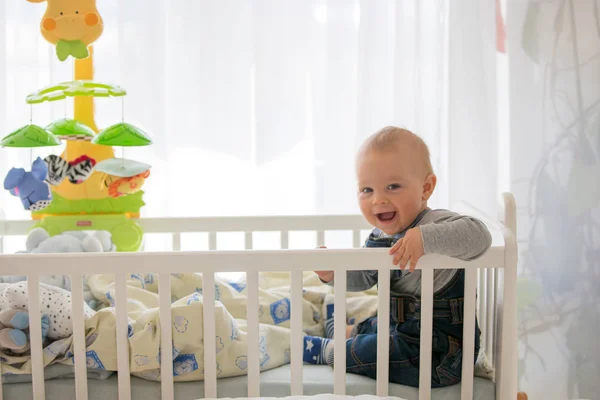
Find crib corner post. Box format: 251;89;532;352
496;192;519;400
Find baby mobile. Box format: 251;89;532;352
1;0;152;252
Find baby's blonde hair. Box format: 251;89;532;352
358;126;434;176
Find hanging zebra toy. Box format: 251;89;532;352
44;154;96;186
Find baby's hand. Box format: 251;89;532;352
315;246;334;282
389;227;424;272
315;271;334;282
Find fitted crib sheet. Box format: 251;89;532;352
3;364;495;400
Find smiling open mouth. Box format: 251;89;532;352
376;212;396;222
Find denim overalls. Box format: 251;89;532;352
344;224;481;388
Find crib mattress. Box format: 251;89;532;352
3;365;495;400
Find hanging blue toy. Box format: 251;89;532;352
4;157;53;211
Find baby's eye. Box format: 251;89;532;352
360;187;373;194
387;184;401;190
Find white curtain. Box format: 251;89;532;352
0;0;477;223
506;0;600;399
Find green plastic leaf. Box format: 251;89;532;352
26;80;127;104
46;118;95;139
1;124;62;148
71;41;89;59
56;40;71;62
92;123;152;147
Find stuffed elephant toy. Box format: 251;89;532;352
3;157;52;211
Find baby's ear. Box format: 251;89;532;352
31;157;48;182
4;168;26;190
422;173;437;200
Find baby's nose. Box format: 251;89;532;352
372;194;388;204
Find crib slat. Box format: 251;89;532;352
172;233;181;251
478;268;487;365
159;273;174;400
282;230;301;394
333;269;346;395
245;232;253;250
280;231;289;250
486;268;495;365
461;268;477;400
290;269;303;395
71;274;88;400
205;232;218;398
477;268;485;340
209;232;217;250
245;231;261;397
317;231;325;247
27;275;45;400
247;269;260;397
418;268;434;400
203;272;217;398
376;267;390;396
115;273;131;400
352;230;361;248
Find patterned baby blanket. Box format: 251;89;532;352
1;271;379;382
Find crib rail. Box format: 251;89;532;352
0;194;517;400
0;214;371;237
0;248;511;400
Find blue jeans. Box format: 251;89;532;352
345;270;481;388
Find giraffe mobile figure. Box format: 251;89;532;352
28;0;104;61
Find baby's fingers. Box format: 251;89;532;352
392;245;406;266
398;251;411;270
388;239;403;255
408;256;419;273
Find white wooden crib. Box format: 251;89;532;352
0;193;519;400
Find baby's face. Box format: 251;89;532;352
356;146;431;235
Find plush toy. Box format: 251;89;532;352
95;158;151;198
0;227;115;352
28;0;104;62
0;309;49;354
0;281;95;351
21;227;115;254
44;154;96;186
3;157;52;211
104;170;150;198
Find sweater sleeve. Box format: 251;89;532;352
321;270;379;292
419;211;492;261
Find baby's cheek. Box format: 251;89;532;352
85;13;100;26
43;18;57;31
